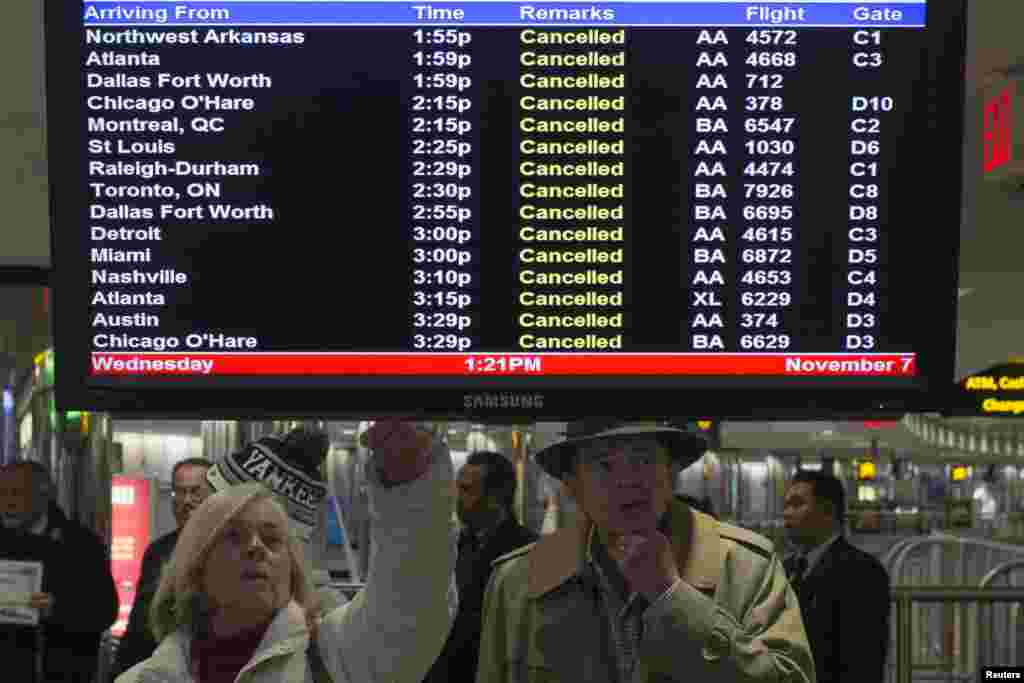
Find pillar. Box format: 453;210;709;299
0;352;15;465
510;426;546;535
531;422;572;531
201;421;240;462
87;414;115;546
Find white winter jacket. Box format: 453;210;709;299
116;440;457;683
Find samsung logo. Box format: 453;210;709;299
463;393;545;409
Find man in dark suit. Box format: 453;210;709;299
113;457;212;677
423;450;538;683
783;469;891;683
0;460;119;683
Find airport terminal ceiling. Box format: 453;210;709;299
719;417;1002;456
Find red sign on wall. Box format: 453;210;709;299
110;477;151;638
984;84;1015;173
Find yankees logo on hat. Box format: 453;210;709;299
206;427;329;543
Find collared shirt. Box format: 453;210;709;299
456;508;510;593
586;527;648;683
797;531;840;579
584;526;681;683
475;507;509;548
28;512;49;536
459;507;509;551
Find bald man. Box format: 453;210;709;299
0;461;118;683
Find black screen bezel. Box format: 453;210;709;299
47;1;967;420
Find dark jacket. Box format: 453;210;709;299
0;525;54;683
787;536;891;683
0;504;120;683
423;515;538;683
42;503;120;682
112;528;180;677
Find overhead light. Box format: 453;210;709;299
858;462;877;480
958;288;974;299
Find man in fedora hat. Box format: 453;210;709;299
476;419;815;683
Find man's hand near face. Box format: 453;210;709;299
617;530;681;602
584;439;680;602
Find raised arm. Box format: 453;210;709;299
318;422;457;683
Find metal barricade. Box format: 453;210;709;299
886;535;1024;683
731;516;932;566
980;558;1024;588
889;534;1024;588
884;536;930;575
978;560;1024;669
330;571;1024;683
891;587;1024;683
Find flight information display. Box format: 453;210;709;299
46;1;967;417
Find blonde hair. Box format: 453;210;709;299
149;482;320;642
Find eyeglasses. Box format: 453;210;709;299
171;486;208;502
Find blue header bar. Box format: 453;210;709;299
83;2;927;27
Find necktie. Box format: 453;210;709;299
456;531;480;593
788;555;809;595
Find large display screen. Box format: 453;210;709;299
47;1;967;418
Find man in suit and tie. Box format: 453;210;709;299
423;450;538;683
783;469;891;683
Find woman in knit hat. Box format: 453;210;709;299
202;426;346;611
115;419;456;683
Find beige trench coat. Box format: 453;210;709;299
476;500;815;683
